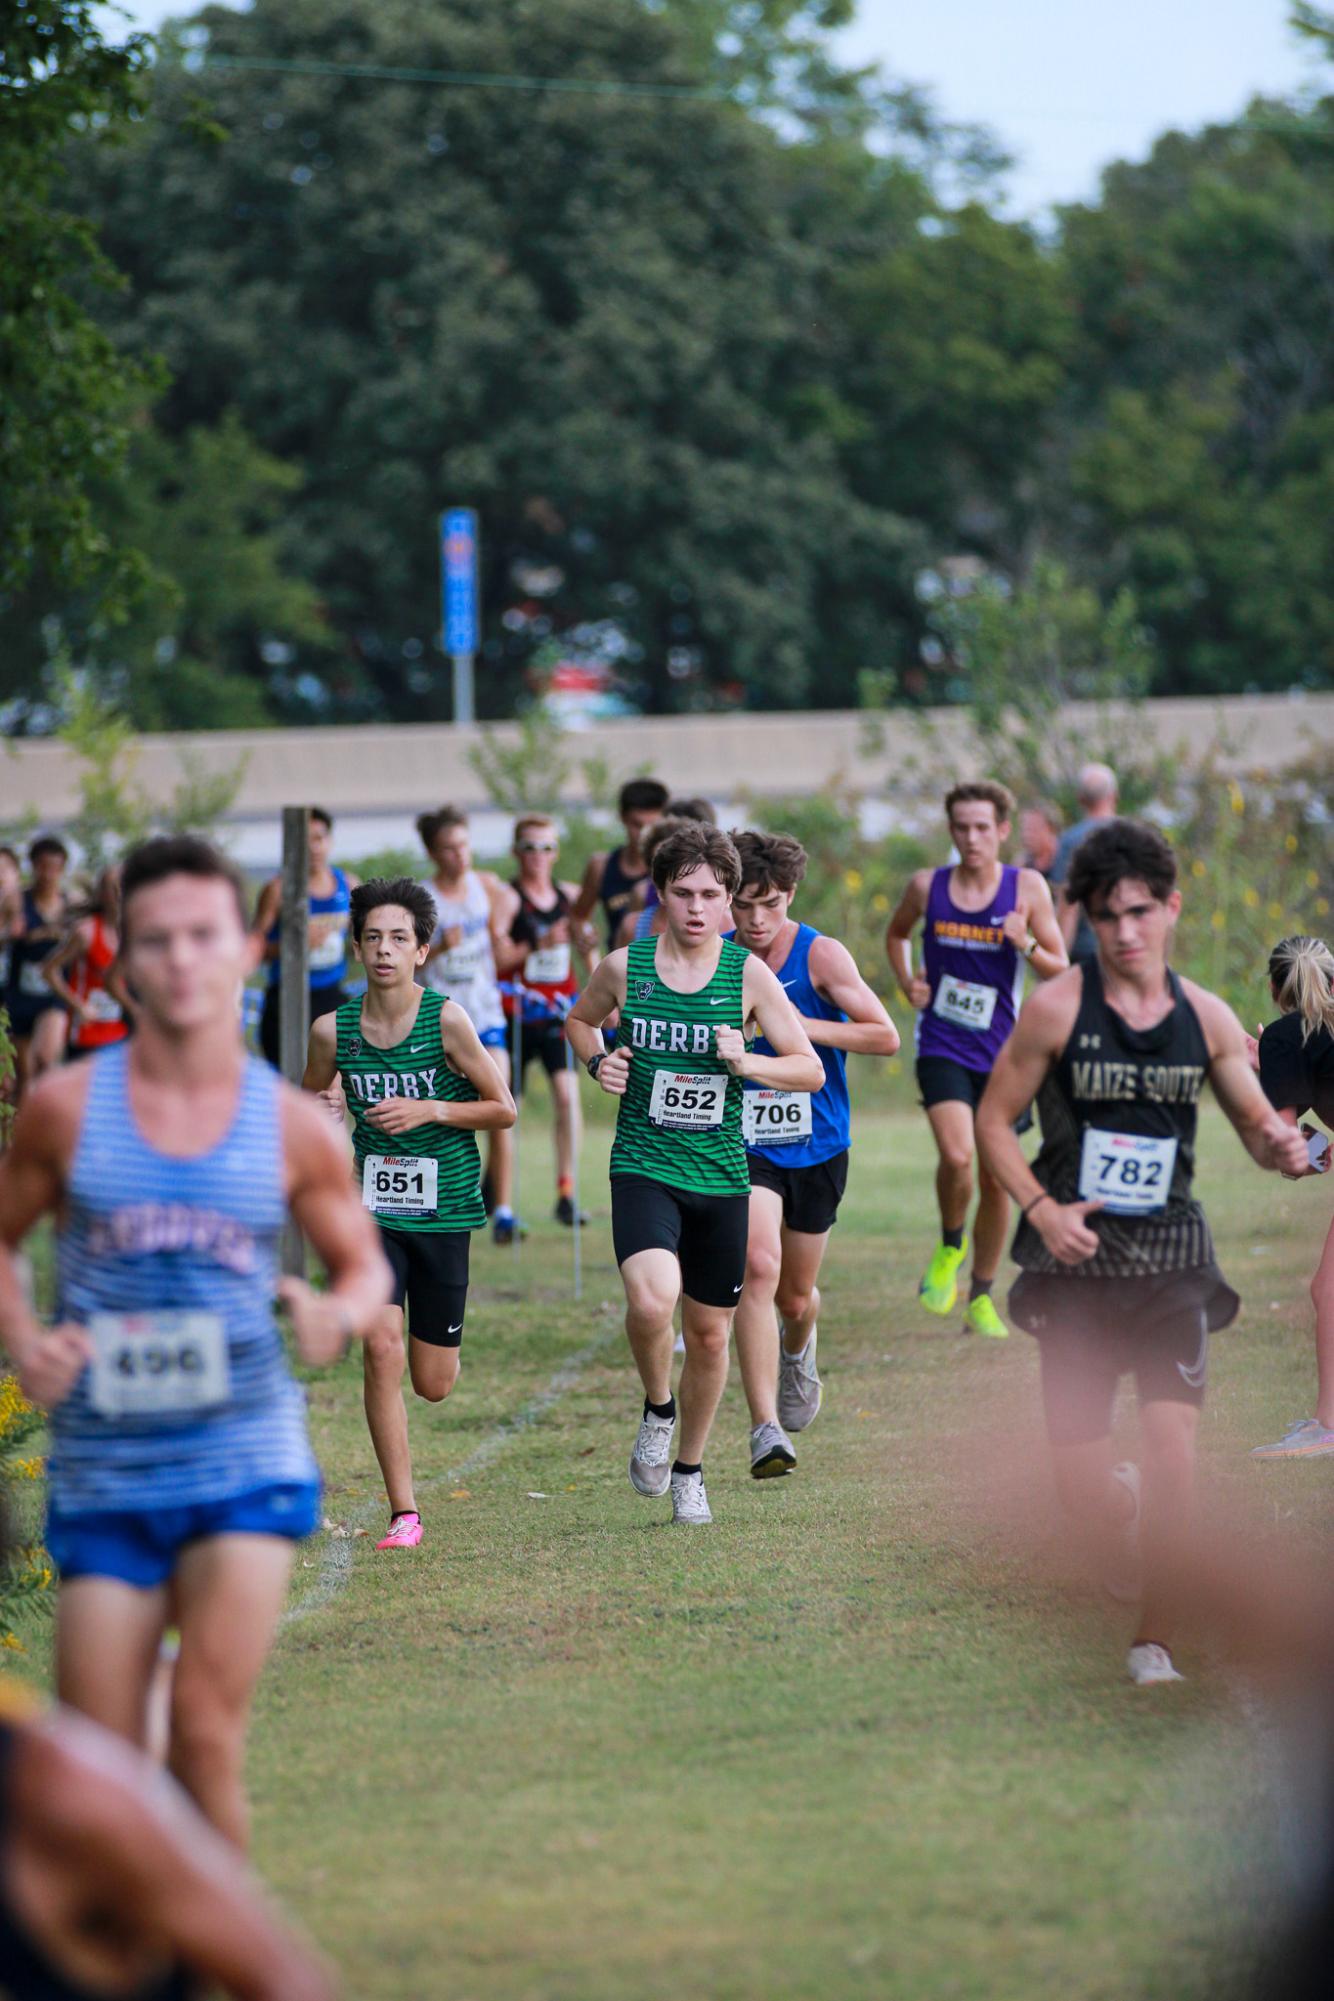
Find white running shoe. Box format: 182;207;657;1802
749;1420;797;1479
1103;1461;1142;1604
1126;1642;1184;1687
778;1326;822;1433
629;1410;675;1497
670;1468;713;1524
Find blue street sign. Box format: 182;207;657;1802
440;508;479;655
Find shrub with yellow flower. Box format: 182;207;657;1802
0;1375;52;1651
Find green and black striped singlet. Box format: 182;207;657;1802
609;937;749;1197
336;990;486;1233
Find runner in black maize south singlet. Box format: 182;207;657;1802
1012;957;1220;1283
975;817;1308;1688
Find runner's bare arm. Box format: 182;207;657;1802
723;959;825;1090
490;882;527;976
250;877;282;961
805;936;900;1054
37;920;90;1017
566;952;629;1089
280;1090;391;1358
569;851;608;930
885;872;931;1007
562;878;600;973
0;1072;94;1403
300;1012;349;1145
1190;986;1310;1176
19;1715;338;2001
301;1010;339;1093
1005;869;1068;980
976;979;1105;1265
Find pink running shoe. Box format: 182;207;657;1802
376;1512;422;1550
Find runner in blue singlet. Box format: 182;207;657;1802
731;832;899;1476
249;807;360;1070
0;835;388;1847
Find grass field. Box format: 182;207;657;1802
12;1079;1334;2000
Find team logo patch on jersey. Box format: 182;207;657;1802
348;1035;363;1057
636;979;656;1000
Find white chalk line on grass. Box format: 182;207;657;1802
281;1329;618;1631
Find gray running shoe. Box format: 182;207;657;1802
629;1410;675;1496
750;1421;797;1479
1251;1416;1334;1459
670;1468;713;1524
778;1326;822;1433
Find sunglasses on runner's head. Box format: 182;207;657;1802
518;840;558;852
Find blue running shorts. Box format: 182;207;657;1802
45;1479;323;1589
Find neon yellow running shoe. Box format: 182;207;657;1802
918;1239;967;1316
963;1293;1009;1340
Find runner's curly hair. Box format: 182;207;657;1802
350;878;437;950
1066;818;1176;911
648;821;742;896
733;831;808;896
944;780;1015;825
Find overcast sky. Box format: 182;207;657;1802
108;1;1325;215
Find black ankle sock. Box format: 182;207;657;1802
392;1510;420;1523
943;1226;965;1251
968;1276;993;1302
672;1459;701;1477
645;1395;676;1421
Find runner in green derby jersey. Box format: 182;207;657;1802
567;822;824;1525
304;878;515;1552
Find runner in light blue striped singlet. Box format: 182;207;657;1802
51;1042;318;1517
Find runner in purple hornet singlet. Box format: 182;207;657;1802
887;780;1067;1334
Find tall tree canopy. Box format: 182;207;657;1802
4;0;1330;727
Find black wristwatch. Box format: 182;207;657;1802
586;1052;605;1081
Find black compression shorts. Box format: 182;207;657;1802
916;1055;988;1112
611;1175;749;1308
746;1149;849;1236
512;1018;569;1091
916;1055;1033;1135
259;981;344;1068
378;1226;472;1347
1008;1266;1240;1446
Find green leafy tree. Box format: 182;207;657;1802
1055;27;1334;696
61;0;1012;719
0;2;159;596
3;412;332;730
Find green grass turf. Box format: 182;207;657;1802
13;1078;1334;1998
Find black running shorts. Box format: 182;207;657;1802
378;1226;471;1347
1008;1266;1240;1447
916;1055;988;1112
746;1149;849;1236
260;981;344;1068
916;1055;1033;1135
512;1018;569;1091
611;1175;749;1308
